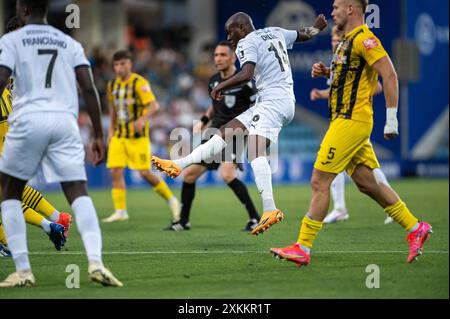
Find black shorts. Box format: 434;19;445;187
200;135;245;171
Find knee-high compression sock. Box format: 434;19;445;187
1;200;30;271
111;188;127;215
174;135;227;169
22;185;60;222
297;215;324;253
179;182;196;225
71;196;103;264
250;157;276;212
330;172;346;211
384;200;419;232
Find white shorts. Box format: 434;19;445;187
0;112;87;183
235;98;295;144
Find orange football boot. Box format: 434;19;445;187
57;212;72;239
251;209;284;235
151;156;181;178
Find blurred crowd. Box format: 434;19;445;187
78;29;218;161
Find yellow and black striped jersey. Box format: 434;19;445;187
0;87;13;148
107;73;155;139
329;24;387;124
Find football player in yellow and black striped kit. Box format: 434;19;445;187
0;17;71;257
102;50;180;223
271;0;431;266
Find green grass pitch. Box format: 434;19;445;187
0;178;448;298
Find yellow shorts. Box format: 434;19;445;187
314;118;380;176
106;136;151;170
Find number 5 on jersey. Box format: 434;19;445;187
38;49;58;88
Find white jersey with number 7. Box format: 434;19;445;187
0;24;90;121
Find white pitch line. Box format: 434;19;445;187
25;250;449;255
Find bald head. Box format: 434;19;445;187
332;0;367;32
350;0;368;14
225;12;254;30
224;12;256;48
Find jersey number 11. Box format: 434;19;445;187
268;41;289;72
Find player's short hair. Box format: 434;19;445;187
353;0;368;13
112;50;132;62
6;16;20;33
18;0;49;15
216;41;234;52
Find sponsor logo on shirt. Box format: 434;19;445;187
363;37;379;51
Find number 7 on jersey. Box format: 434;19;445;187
38;49;58;88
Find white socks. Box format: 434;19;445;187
115;209;128;217
374;168;390;187
250;156;276;212
41;218;52;234
1;199;30;271
331;172;346;211
174;135;227;169
71;196;103;265
49;210;61;223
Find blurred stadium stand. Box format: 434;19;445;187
1;0;448;190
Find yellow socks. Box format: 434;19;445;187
22;204;45;228
22;185;59;220
384;200;418;231
0;223;6;245
112;188;127;212
297;215;324;249
153;179;174;201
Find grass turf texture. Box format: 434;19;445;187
0;178;448;298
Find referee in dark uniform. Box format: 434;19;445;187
165;41;260;231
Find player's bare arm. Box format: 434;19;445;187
0;67;12;96
374;81;383;96
76;66;105;166
311;61;331;78
310;88;330;101
296;14;328;42
194;105;214;133
134;100;160;133
372;56;399;140
211;63;255;101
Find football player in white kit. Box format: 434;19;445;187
151;12;328;235
0;0;122;287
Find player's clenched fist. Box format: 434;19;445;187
311;61;329;78
314;14;328;32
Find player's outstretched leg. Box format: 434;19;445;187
22;185;72;238
246;134;284;236
152;134;227;178
324;172;349;224
351;165;432;263
271;169;334;266
62;182;123;287
372;168;394;224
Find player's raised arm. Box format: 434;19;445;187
372;56;399;140
296;14;328;42
75;66;105;166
